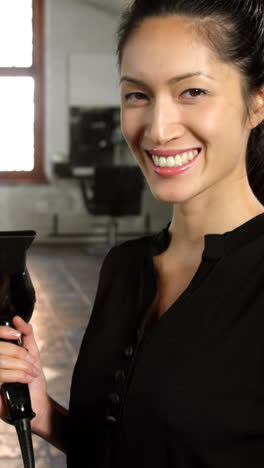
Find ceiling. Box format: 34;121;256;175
85;0;129;15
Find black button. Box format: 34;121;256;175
124;346;134;358
106;415;117;424
114;369;126;384
108;392;120;406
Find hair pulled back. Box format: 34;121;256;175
116;0;264;202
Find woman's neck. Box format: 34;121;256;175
168;179;264;254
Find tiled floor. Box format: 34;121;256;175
0;244;105;467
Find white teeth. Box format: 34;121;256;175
175;155;183;166
154;156;159;166
188;150;199;161
166;156;175;168
181;152;188;164
159;157;166;167
151;149;200;168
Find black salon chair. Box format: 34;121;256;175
80;165;144;245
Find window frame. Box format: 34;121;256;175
0;0;45;184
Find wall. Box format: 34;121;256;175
0;0;171;242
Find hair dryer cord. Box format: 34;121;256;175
14;418;35;468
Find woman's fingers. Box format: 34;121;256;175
0;325;21;341
0;354;40;377
12;316;32;336
0;317;43;388
0;320;41;385
0;368;37;384
12;316;40;360
0;340;35;363
0;317;34;348
0;343;40;385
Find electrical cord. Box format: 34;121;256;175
15;418;35;468
2;381;36;468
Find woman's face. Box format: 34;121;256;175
120;16;254;204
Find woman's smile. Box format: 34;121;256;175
146;148;201;177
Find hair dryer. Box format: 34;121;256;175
0;230;36;468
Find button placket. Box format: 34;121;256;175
106;330;146;427
115;332;146;429
124;345;134;358
105;368;126;424
106;415;117;424
108;392;120;406
114;369;126;385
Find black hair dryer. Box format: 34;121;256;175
0;230;36;468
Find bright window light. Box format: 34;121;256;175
0;0;33;67
0;77;34;171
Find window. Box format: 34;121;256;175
0;0;45;183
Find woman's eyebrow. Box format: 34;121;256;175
119;72;214;86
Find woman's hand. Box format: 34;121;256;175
0;316;49;433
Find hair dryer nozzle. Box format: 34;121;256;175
0;230;36;274
0;231;36;324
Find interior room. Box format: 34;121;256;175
0;0;171;466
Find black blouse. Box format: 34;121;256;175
68;213;264;467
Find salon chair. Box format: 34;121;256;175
80;165;144;245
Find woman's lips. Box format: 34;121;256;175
146;148;201;177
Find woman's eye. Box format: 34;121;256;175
123;89;206;103
181;88;207;98
124;92;147;102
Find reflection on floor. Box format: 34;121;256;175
0;244;104;467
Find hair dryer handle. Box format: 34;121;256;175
0;335;36;424
2;382;36;424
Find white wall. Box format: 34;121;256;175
45;0;120;170
0;0;171;242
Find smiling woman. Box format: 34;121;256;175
66;1;264;466
65;1;264;466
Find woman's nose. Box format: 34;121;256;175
145;100;185;146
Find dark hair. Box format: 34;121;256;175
116;0;264;203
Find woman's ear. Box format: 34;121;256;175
248;87;264;129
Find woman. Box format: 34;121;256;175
1;0;264;466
